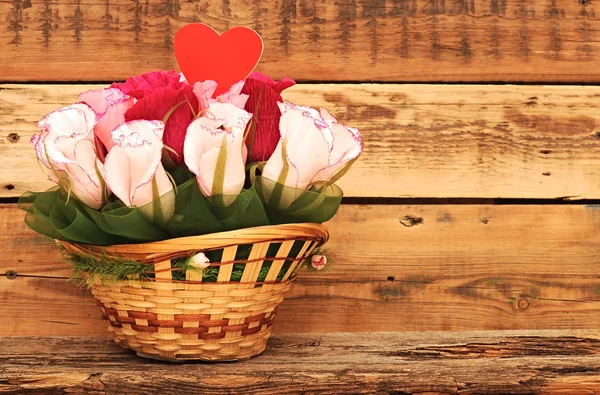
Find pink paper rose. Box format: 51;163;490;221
78;87;136;160
31;103;106;209
101;120;175;220
184;102;252;204
261;102;362;207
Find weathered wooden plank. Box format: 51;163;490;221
1;1;600;82
3;84;600;199
1;332;599;394
3;203;600;334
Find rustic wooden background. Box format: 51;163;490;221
1;0;600;337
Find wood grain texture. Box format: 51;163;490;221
3;83;600;198
1;332;599;394
3;203;600;334
1;1;600;82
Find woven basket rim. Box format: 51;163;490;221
60;222;328;260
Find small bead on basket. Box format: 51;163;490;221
60;223;328;362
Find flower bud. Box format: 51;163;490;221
311;255;327;271
189;252;210;270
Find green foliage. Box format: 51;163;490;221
20;170;343;246
60;240;325;288
62;246;155;288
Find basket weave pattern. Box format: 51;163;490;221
61;223;328;362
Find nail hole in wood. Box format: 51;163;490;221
540;150;551;155
387;276;395;282
7;133;19;143
4;184;15;190
542;172;551;176
5;270;17;280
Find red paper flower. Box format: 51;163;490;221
241;72;295;162
112;71;198;166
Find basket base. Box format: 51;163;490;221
112;332;270;362
134;348;265;363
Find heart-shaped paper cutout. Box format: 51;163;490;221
174;23;264;97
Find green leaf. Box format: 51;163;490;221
161;145;179;171
93;158;109;204
268;138;290;207
151;177;165;225
211;134;229;198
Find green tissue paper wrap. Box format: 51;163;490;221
19;174;343;246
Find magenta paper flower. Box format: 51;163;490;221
32;103;106;209
261;102;362;206
241;72;296;162
192;80;249;112
78;88;136;158
102;120;174;220
113;70;199;166
184;102;252;203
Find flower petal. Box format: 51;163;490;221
242;80;284;162
110;120;165;201
102;145;132;205
313;109;363;182
205;102;252;133
38;103;97;141
104;120;173;208
193;80;218;112
184;117;245;198
272;77;296;93
87;92;136;152
78;88;129;115
111;70;182;99
124;86;198;165
35;104;105;208
263;106;330;190
217;80;249;108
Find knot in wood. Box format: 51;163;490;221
5;270;17;280
399;216;423;227
517;299;529;310
7;133;19;143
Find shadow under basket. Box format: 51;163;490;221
60;223;328;362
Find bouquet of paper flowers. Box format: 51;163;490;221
20;23;362;362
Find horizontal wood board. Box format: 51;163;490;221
3;83;600;199
1;332;600;394
2;203;600;335
1;1;600;82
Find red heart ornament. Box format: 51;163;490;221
174;24;264;97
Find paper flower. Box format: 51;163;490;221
193;80;249;112
263;102;362;188
311;255;327;271
114;70;199;166
78;88;136;159
102;120;174;220
313;108;363;183
189;252;211;270
32;103;106;210
241;72;296;162
184;102;252;203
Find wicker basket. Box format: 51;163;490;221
60;223;328;362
